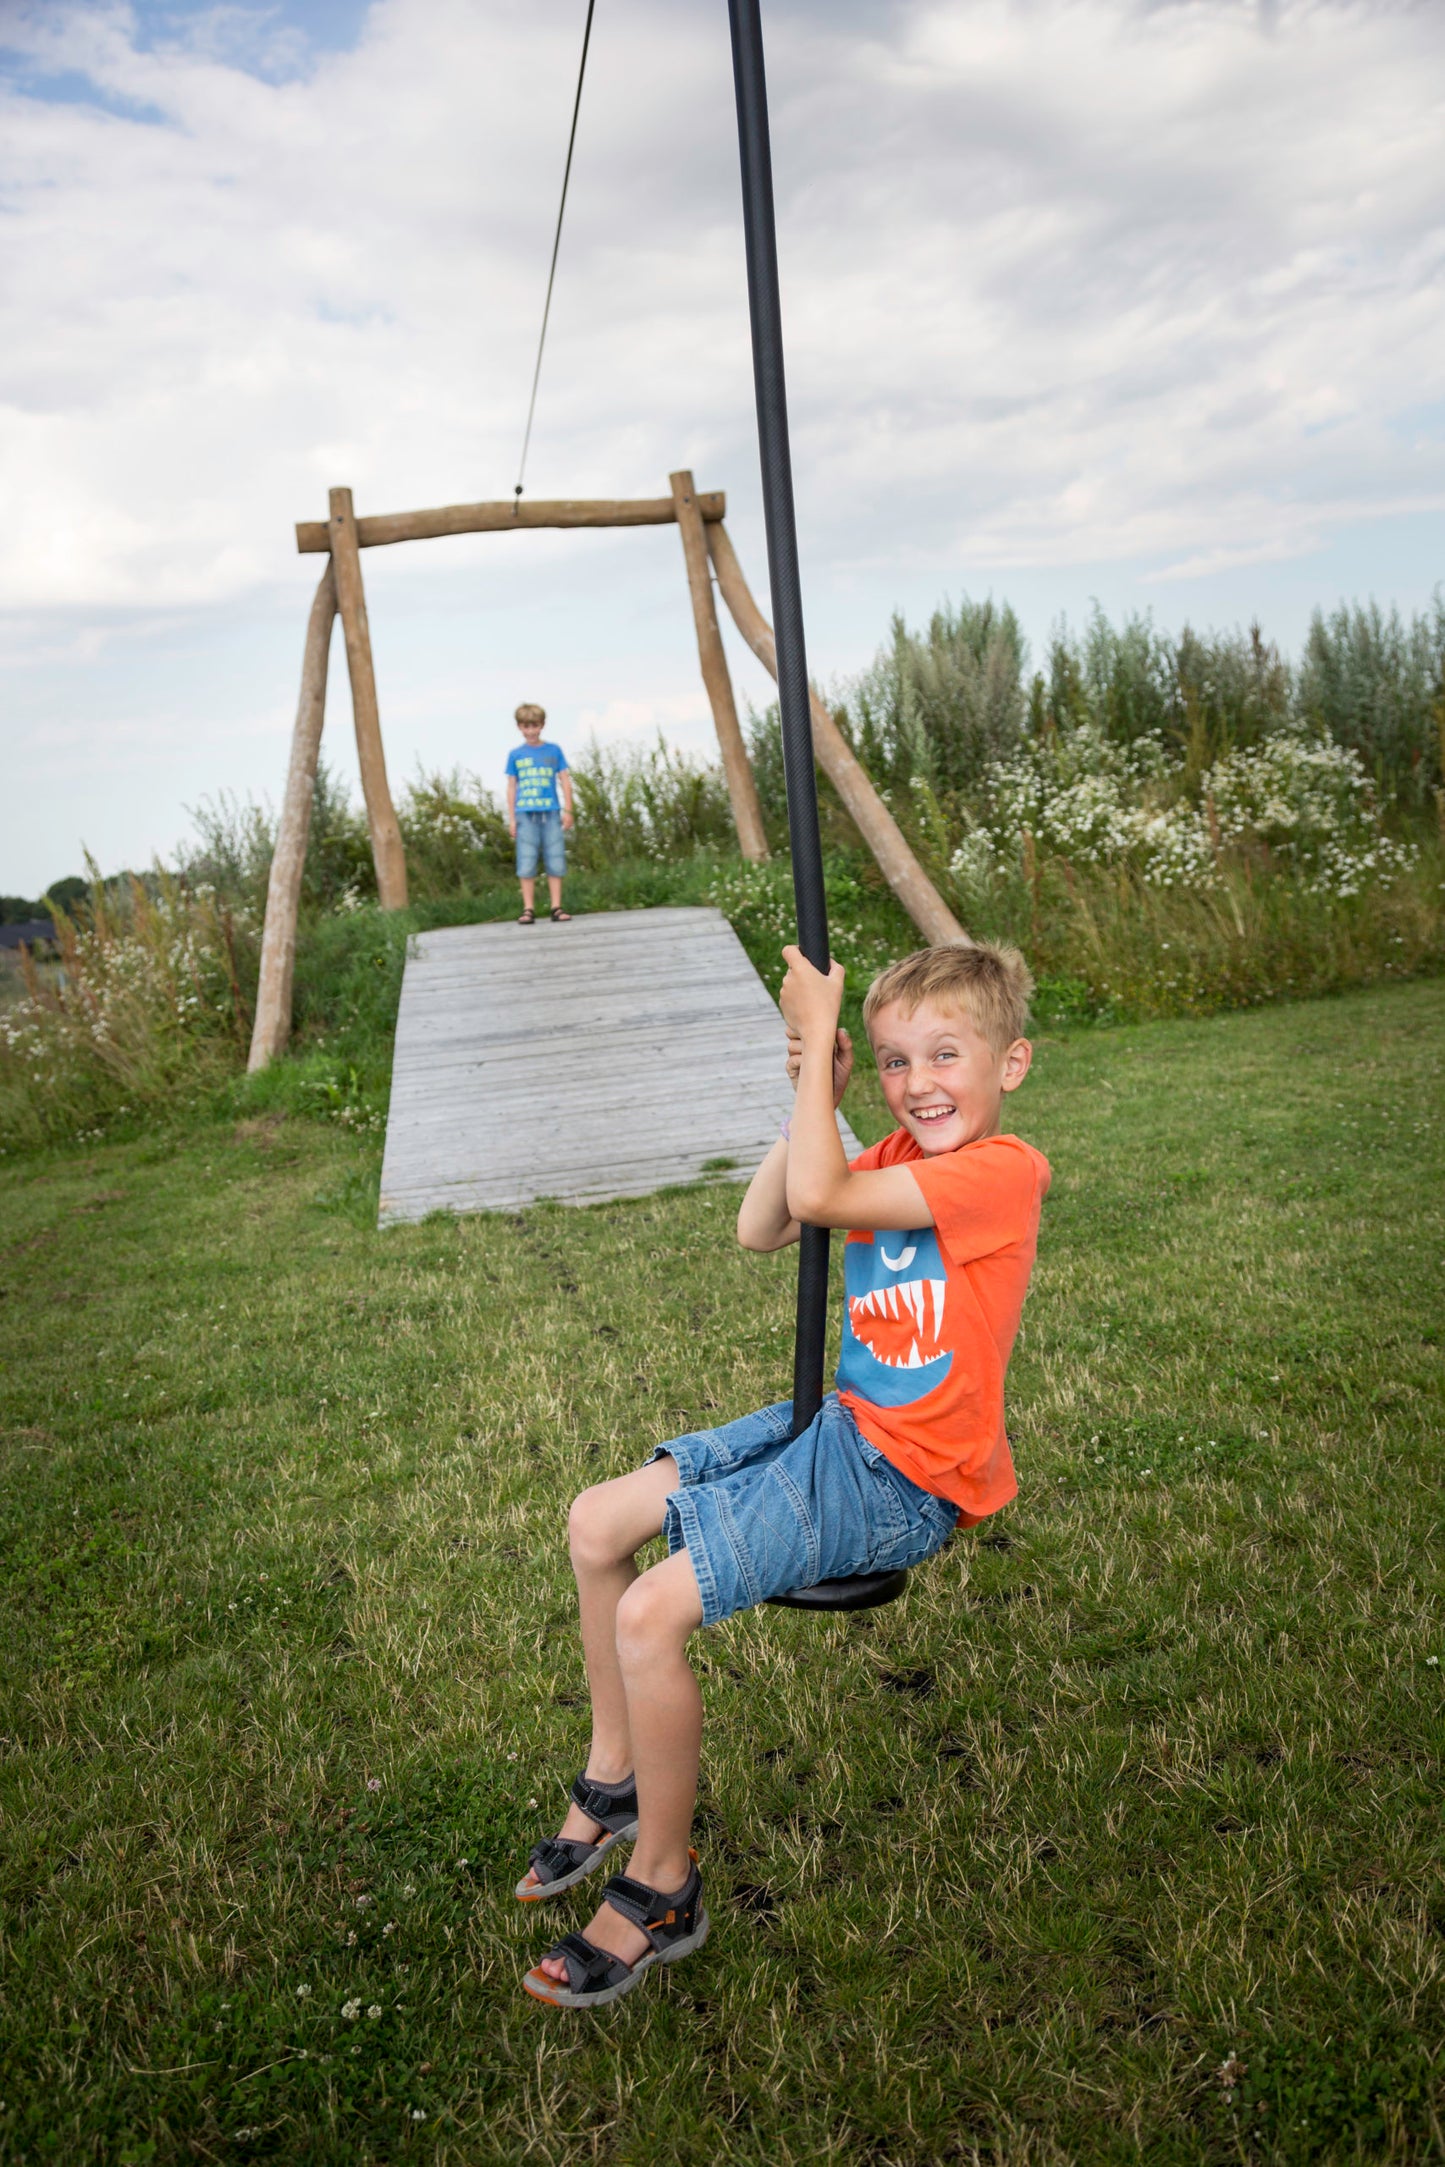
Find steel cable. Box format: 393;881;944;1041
513;0;597;508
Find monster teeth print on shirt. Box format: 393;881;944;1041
847;1277;948;1365
836;1224;954;1410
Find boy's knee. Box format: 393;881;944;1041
615;1565;694;1660
567;1483;622;1569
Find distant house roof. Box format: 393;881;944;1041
0;919;56;951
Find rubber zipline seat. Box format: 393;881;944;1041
727;0;904;1615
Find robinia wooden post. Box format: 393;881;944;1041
328;486;408;909
248;561;338;1072
252;479;954;1069
669;469;769;862
705;520;969;950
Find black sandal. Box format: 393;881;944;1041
522;1858;708;2008
549;907;572;922
514;1772;639;1903
517;907;536;924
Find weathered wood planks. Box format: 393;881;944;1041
377;908;860;1225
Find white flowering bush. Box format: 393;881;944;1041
952;724;1415;901
1205;734;1417;896
398;772;511;895
706;856;893;991
0;870;254;1149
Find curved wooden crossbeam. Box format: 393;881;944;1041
296;491;726;554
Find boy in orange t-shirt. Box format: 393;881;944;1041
518;941;1049;2009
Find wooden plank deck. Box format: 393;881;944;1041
378;907;861;1225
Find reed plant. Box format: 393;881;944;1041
963;842;1445;1023
0;866;255;1151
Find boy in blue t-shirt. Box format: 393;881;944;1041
504;703;574;924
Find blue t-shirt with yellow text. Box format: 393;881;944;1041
505;742;569;813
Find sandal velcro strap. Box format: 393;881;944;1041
546;1931;632;1996
603;1865;701;1946
570;1773;638;1832
527;1835;597;1887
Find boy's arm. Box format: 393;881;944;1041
738;1021;855;1252
506;775;517;833
558;760;574;829
737;1133;799;1252
781;946;932;1234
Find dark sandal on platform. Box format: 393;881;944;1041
522;1857;708;2008
517;907;536;924
514;1772;640;1903
549;907;572;922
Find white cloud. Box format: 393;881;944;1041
2;0;1444;887
3;0;1443;612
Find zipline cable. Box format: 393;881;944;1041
729;0;903;1611
514;0;596;509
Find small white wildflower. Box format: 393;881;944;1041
341;1998;362;2020
507;1752;517;1762
367;2003;383;2020
527;1797;538;1809
402;1882;417;1898
411;2108;427;2122
295;1984;312;1999
383;1920;397;1935
367;1776;382;1792
1428;1655;1440;1668
355;1894;373;1907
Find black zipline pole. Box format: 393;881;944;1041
728;0;831;1439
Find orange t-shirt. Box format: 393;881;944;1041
835;1130;1051;1521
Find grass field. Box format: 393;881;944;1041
1;980;1442;2164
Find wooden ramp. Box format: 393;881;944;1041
378;907;861;1225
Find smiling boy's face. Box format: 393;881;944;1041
518;718;544;740
869;997;1032;1155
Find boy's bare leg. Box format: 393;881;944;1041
519;876;536;913
518;1458;678;1889
538;1545;704;1981
546;874;564;913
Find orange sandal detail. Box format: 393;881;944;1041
523;1858;708;2009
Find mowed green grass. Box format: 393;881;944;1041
0;982;1441;2166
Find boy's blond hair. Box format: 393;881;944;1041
515;702;546;726
863;940;1034;1052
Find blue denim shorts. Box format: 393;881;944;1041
649;1393;958;1627
515;808;566;878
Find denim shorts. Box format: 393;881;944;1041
649;1393;959;1627
515;808;566;878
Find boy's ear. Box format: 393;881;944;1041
1000;1038;1032;1092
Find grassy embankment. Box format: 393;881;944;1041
1;980;1442;2163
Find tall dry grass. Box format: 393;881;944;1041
0;868;255;1151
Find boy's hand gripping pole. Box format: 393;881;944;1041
727;0;830;1438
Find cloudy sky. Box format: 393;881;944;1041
2;0;1443;895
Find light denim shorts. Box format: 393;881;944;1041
650;1393;958;1627
515;808;567;878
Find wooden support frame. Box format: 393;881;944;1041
296;491;726;553
328;487;408;910
705;521;969;950
670;470;768;863
247;561;337;1072
249;479;965;1067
